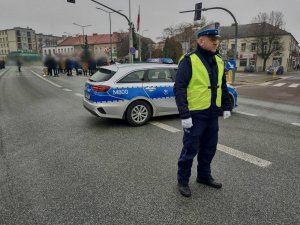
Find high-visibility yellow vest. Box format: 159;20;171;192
179;53;224;110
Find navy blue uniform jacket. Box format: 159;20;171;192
174;45;231;119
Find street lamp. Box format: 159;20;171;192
72;23;92;44
96;7;123;62
90;0;134;63
139;29;148;62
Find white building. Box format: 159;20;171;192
219;23;300;72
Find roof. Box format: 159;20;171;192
219;22;290;39
58;33;120;46
101;63;177;72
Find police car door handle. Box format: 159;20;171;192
145;87;156;91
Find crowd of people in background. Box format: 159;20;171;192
43;55;110;77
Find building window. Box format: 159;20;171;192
16;30;20;36
44;50;47;54
231;44;235;50
273;42;279;50
251;43;256;51
241;43;246;52
263;42;268;52
239;59;247;67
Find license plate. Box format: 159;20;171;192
85;93;90;99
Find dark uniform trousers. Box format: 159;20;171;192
178;110;219;185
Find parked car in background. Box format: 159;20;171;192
266;65;284;75
83;63;238;126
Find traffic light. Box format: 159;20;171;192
194;3;202;21
67;0;75;3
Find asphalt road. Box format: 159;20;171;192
0;67;299;225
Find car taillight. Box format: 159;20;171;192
92;85;110;92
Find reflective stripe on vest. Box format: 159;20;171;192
179;53;224;110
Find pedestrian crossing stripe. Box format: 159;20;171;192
259;82;299;87
288;83;299;88
259;81;273;86
273;83;286;87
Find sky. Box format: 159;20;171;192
1;0;300;43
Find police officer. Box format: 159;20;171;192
174;22;231;197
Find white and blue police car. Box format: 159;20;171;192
83;62;238;126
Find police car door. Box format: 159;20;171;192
143;68;177;115
114;70;146;102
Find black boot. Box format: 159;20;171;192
196;178;222;189
178;183;191;197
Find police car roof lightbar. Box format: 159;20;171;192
146;58;174;64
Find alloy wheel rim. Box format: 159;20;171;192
132;105;148;123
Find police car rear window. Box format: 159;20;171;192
89;68;116;82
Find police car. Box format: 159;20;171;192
83;63;238;126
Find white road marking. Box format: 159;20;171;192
74;93;84;97
63;88;72;92
150;121;181;133
30;70;62;88
217;144;272;168
273;83;286;87
0;68;8;77
259;81;274;86
235;111;257;117
291;123;300;126
150;121;272;168
288;83;299;88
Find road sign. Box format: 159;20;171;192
129;47;136;55
225;60;236;71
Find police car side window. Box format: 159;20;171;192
147;69;173;82
170;68;177;82
118;70;145;83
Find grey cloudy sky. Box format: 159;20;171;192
1;0;300;43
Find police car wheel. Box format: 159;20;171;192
126;101;151;126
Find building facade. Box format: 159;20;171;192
42;33;120;60
0;27;37;59
219;23;300;72
36;33;62;54
0;27;62;60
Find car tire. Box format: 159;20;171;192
126;101;152;126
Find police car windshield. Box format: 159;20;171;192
89;68;116;82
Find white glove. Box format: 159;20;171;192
223;111;231;120
181;118;193;129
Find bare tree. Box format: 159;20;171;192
158;18;207;53
252;11;285;71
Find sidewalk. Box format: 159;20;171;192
228;70;300;86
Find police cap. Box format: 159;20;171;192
196;22;221;38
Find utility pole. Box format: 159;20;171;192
73;23;91;45
96;8;123;62
139;29;148;62
90;0;134;63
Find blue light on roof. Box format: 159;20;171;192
146;58;174;64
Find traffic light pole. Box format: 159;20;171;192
180;5;238;84
202;7;238;84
